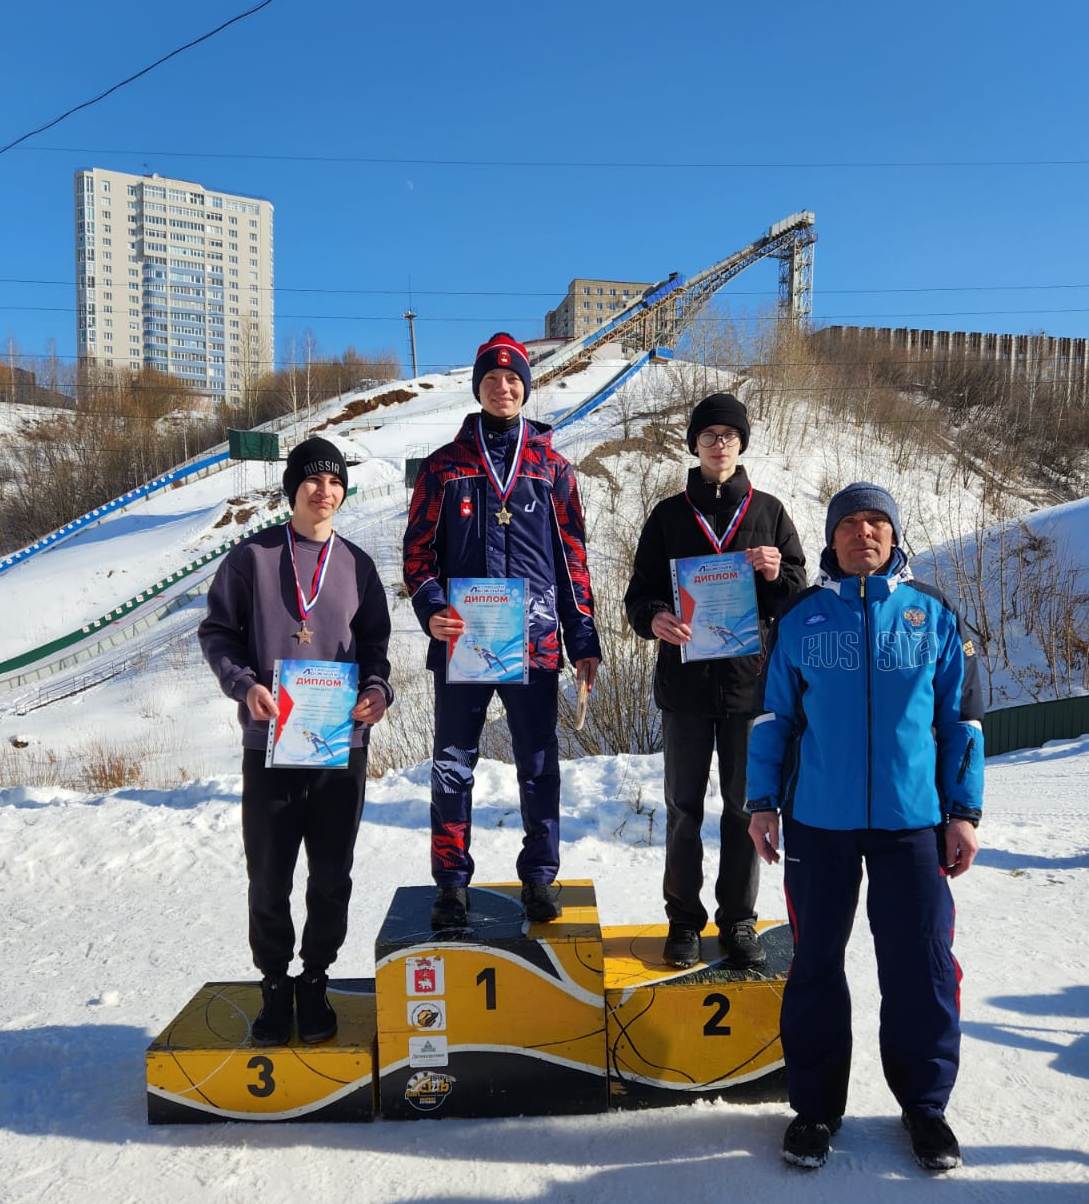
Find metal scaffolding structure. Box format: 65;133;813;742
533;211;817;388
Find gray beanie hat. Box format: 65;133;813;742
825;481;902;546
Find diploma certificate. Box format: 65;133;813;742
446;577;529;684
670;553;761;664
265;659;359;768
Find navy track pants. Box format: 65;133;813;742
781;818;961;1121
429;668;560;887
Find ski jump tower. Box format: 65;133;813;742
534;211;816;387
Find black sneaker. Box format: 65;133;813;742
521;882;561;922
902;1110;962;1171
251;974;293;1046
663;924;701;968
295;972;337;1045
431;885;469;929
719;920;767;967
782;1115;842;1169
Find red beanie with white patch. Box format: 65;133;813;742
472;332;531;403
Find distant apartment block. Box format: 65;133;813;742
545;277;653;340
74;168;274;405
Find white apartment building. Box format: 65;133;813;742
74;168;274;406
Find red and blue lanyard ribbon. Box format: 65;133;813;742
474;415;529;507
285;523;335;619
684;483;752;554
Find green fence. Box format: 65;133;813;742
983;694;1089;756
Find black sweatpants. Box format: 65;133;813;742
661;709;758;931
240;746;367;977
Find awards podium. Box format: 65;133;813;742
146;885;789;1124
146;979;378;1123
375;881;607;1119
604;921;791;1108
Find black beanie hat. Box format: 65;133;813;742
282;436;349;507
686;392;750;454
472;332;532;403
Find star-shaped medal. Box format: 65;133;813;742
294;624;314;645
496;506;512;526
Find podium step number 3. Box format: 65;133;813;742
146;979;377;1123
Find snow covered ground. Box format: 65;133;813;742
1;737;1087;1201
1;353;1087;1200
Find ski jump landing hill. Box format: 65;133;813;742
0;213;818;709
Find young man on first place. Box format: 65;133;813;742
199;436;393;1046
403;332;601;930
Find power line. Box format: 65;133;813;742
14;145;1089;170
7;304;1089;322
0;2;273;156
6;275;1089;298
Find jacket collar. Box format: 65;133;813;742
817;545;912;600
455;413;553;448
685;464;750;514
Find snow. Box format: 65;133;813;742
1;356;1087;1200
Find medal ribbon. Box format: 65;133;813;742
474;415;529;507
684;483;753;554
285;523;335;619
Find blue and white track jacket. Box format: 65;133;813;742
746;548;984;830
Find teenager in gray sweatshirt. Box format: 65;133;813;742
198;436;393;1045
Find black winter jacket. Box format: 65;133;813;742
624;466;806;715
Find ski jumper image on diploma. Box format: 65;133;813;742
199;436;393;1047
403;333;601;930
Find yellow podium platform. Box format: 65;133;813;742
375;882;607;1119
146;978;377;1123
603;921;791;1109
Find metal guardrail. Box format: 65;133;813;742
0;479;400;688
983;694;1089;756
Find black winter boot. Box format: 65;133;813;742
782;1115;842;1169
251;974;293;1046
431;885;469;929
902;1109;962;1171
295;971;337;1044
521;882;561;922
719;920;767;967
663;923;701;968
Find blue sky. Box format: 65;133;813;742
3;0;1088;376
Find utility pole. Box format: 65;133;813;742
403;309;418;377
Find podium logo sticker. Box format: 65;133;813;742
404;1070;455;1111
409;1035;449;1068
408;1000;447;1031
406;955;445;996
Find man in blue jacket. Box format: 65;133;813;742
746;482;983;1173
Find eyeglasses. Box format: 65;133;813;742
697;430;741;448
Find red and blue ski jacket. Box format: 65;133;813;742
403;414;601;672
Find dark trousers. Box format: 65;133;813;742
430;669;560;887
241;746;367;977
781;818;961;1122
661;709;758;931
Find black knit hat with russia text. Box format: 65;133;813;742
282;436;349;507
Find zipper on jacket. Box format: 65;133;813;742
861;574;873;828
956;741;973;784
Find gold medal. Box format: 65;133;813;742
496;506;513;526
